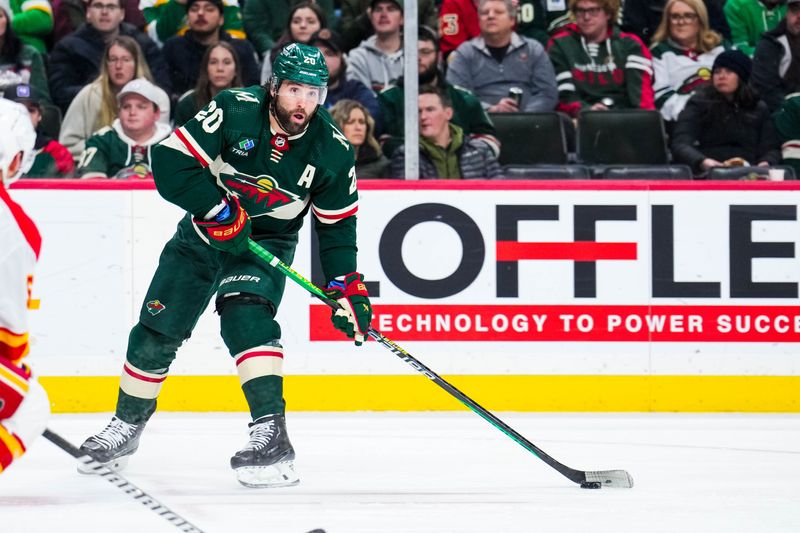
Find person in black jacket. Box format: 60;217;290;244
48;0;170;113
671;50;781;175
161;0;260;102
751;2;800;112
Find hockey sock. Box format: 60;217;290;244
220;296;286;419
235;346;286;419
116;324;180;424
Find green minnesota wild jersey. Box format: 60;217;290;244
152;85;359;280
78;121;172;179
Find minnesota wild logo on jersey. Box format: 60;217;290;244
677;67;712;95
224;172;301;213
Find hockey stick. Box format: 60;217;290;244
248;239;633;489
42;429;206;532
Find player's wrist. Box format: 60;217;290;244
213;202;232;223
326;279;346;291
203;199;229;221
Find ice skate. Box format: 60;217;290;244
230;413;299;488
77;416;145;474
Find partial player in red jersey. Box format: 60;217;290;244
0;98;50;474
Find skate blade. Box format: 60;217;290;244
77;454;130;474
234;460;300;488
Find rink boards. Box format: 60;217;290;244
11;180;800;412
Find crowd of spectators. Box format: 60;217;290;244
3;0;800;179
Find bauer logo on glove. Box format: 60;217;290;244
193;195;252;255
324;272;373;346
208;206;248;240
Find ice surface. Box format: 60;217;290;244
1;412;799;533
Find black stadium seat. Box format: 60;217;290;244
502;164;591;179
490;112;568;165
602;165;692;180
577;109;669;165
40;104;63;140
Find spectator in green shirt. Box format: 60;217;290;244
1;0;53;54
0;5;50;103
139;0;245;47
724;0;786;56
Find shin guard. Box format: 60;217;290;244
219;295;285;418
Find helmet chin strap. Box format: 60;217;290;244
269;90;317;136
268;97;295;135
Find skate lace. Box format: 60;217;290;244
92;418;138;450
244;419;276;451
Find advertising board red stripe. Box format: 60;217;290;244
496;241;638;261
310;305;800;342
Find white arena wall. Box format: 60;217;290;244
11;179;800;412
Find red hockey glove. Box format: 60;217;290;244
324;272;372;346
193;195;251;255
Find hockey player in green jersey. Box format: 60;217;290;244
79;43;373;488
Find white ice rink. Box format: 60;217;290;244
1;412;799;533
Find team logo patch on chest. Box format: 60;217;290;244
224;172;301;211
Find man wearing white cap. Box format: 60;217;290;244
77;78;172;179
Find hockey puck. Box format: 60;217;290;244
580;481;602;489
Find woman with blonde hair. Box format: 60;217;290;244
330;99;389;179
650;0;728;124
59;35;171;160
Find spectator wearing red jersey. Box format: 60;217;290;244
547;0;655;117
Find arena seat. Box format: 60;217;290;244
501;164;591;179
40;104;63;140
490;112;568;165
577;109;669;165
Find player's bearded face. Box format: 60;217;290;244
273;83;319;135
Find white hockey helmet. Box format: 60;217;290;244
0;98;36;187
